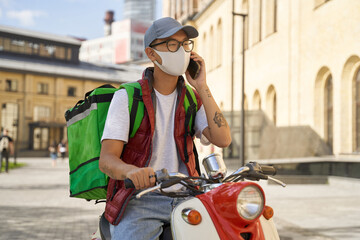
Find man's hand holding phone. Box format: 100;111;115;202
185;52;207;91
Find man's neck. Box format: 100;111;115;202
152;66;179;95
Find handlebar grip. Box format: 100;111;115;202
124;178;135;189
260;165;277;176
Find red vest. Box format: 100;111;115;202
104;69;203;225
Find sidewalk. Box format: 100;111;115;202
0;158;104;240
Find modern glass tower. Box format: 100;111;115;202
124;0;157;21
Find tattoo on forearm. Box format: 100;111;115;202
213;111;227;128
205;88;212;98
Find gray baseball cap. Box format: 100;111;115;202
144;17;199;49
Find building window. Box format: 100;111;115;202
202;32;207;65
244;94;248;110
265;0;277;36
55;46;66;60
37;83;49;95
66;48;72;61
10;39;25;53
250;0;261;45
324;75;333;151
67;87;76;97
1;37;10;51
181;0;186;14
33;106;50;122
1;103;18;137
39;43;56;58
30;42;40;54
5;79;18;92
0;35;76;62
355;69;360;151
209;26;214;70
241;0;249;50
253;90;261;110
33;127;49;150
216;19;222;68
273;92;277;124
266;85;276;125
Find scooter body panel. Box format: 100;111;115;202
260;216;280;240
171;197;220;240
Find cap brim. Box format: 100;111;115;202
158;25;198;39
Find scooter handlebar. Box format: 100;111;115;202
260;165;277;176
124;178;135;189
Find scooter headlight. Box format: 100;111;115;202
236;185;264;220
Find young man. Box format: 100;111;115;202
99;17;231;239
0;129;14;173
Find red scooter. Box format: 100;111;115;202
92;153;286;240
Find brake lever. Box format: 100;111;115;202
268;176;287;187
136;184;162;199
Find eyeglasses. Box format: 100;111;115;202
150;39;194;53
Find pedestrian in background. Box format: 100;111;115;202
58;140;67;161
0;129;14;173
48;140;57;167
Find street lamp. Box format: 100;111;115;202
12;119;19;165
232;12;247;167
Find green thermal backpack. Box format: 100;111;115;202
65;81;199;200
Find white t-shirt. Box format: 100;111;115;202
102;88;209;176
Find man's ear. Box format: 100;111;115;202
145;47;157;61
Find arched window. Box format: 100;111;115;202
202;32;207;66
273;92;277;124
355;69;360;151
266;85;276;125
209;26;214;70
253;90;261;110
324;75;333;150
216;19;222;68
244;94;248;110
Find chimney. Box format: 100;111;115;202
104;10;115;36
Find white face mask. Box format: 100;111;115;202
153;46;190;76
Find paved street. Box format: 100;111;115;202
258;178;360;239
0;158;104;240
0;158;360;240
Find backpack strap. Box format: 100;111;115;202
120;82;144;138
183;85;200;174
184;85;199;133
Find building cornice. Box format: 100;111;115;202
0;25;81;46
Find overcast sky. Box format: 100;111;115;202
0;0;162;40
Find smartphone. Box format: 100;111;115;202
187;58;201;79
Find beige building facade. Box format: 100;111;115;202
164;0;360;159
